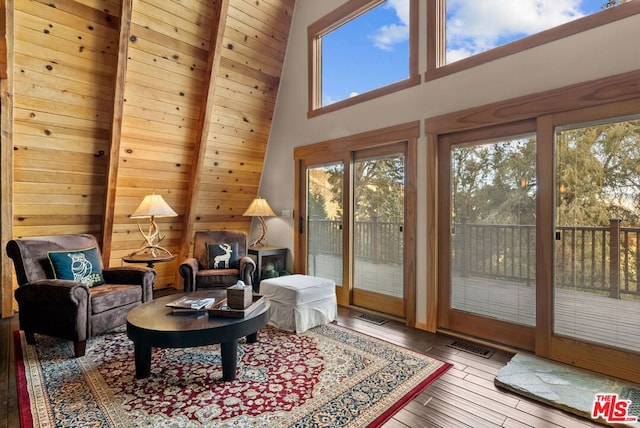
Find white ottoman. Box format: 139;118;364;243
260;274;337;333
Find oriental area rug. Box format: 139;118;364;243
15;323;451;427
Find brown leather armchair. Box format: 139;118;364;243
7;234;156;357
179;231;256;292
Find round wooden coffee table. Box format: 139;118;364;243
126;290;269;381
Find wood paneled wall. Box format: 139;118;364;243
188;0;293;232
107;0;218;287
0;0;294;316
0;0;6;79
12;0;120;238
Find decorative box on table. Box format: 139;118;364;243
226;281;253;309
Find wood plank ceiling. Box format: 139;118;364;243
0;0;294;316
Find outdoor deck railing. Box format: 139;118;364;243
308;218;402;264
453;218;640;298
308;218;640;298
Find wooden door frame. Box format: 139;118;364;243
294;121;419;326
426;70;640;382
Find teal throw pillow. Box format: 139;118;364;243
48;247;105;287
207;243;239;269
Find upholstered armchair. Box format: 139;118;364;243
7;234;156;357
179;231;256;292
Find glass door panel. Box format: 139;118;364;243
554;116;640;353
352;152;405;317
306;163;344;286
450;137;537;327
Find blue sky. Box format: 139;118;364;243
446;0;608;62
322;0;614;105
322;0;410;106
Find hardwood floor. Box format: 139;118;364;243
0;293;601;427
336;311;600;428
1;314;19;428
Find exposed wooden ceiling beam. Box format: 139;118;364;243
101;0;133;264
174;0;231;286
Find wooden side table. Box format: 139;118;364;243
247;246;288;287
122;254;176;268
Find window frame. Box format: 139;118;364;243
426;0;640;81
308;0;420;118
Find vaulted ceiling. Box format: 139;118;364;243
0;0;295;315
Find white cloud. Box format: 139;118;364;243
349;91;360;98
446;0;588;59
370;0;410;51
447;47;475;64
372;23;409;51
322;95;336;106
388;0;410;26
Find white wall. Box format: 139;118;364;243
258;1;640;326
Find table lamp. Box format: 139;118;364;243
129;193;178;257
243;196;276;247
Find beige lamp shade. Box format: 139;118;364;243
131;194;178;218
243;197;276;217
243;197;276;247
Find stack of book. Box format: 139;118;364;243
166;296;216;313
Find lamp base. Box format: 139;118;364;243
249;216;268;247
131;218;173;258
249;238;267;247
129;245;173;258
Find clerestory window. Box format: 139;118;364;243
309;1;638;115
308;0;419;117
427;0;638;78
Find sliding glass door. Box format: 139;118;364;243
304;149;407;317
554;115;640;353
296;125;417;321
352;148;406;317
438;108;640;382
439;122;537;350
306;162;344;286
